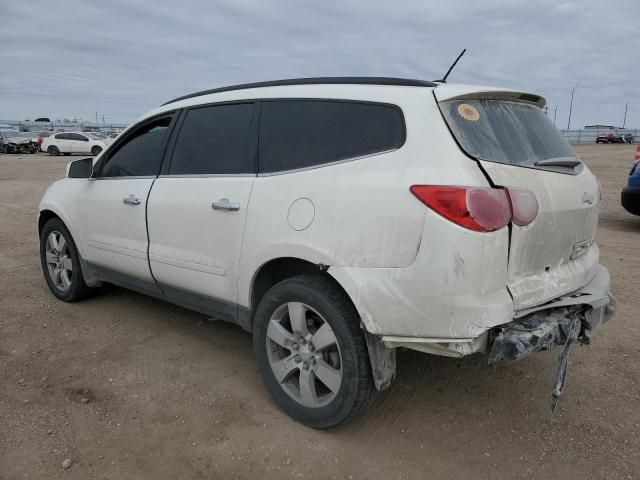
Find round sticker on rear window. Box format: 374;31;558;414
457;104;480;122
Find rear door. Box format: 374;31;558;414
436;92;600;310
146;102;256;320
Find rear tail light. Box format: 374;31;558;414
410;185;538;232
410;185;511;232
505;187;539;226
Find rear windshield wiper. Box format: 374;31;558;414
534;158;582;168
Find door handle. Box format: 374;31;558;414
212;198;240;211
123;195;141;206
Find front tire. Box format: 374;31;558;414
47;145;60;156
253;275;376;429
40;218;94;302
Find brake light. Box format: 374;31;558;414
410;185;538;232
410;185;512;232
505;187;539;226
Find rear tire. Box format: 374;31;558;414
91;146;102;155
253;274;376;429
40;218;94;302
47;145;60;156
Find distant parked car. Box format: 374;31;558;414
623;133;634;144
22;131;40;143
0;131;15;153
596;133;623;144
87;131;107;139
41;132;107;156
104;131;122;144
0;131;38;154
36;131;52;152
621;160;640;215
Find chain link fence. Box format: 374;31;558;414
561;129;639;144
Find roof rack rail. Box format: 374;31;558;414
162;77;437;106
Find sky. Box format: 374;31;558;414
1;0;639;129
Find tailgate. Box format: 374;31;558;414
435;88;601;310
480;161;600;309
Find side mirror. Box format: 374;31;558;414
67;157;93;178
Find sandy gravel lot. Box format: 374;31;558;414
1;145;639;479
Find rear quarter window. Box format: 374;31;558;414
440;99;576;167
258;100;405;174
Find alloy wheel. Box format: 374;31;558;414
45;231;73;292
266;302;343;408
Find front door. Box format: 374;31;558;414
55;133;72;153
75;115;176;293
147;103;256;320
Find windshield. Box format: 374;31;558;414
85;133;103;139
440;99;577;167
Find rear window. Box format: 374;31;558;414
170;103;255;175
258;100;405;174
440;99;576;167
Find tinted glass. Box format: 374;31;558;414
440;100;576;167
56;133;70;140
258;100;405;173
170;103;254;175
100;117;172;177
69;133;88;141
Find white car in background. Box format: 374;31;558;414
42;132;107;156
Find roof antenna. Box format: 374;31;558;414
435;48;467;83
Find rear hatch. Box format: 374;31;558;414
435;87;600;310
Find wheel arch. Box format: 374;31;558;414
38;209;58;233
248;256;396;392
37;205;83;257
38;207;101;288
249;257;335;318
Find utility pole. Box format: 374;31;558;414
623;103;628;129
567;83;580;130
553;105;558;125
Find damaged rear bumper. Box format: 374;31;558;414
380;265;614;360
489;264;615;363
487;265;614;411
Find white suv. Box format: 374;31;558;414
38;78;615;428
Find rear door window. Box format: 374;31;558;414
440;99;576;167
169;103;255;175
258;100;405;173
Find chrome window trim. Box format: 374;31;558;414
157;173;257;179
89;175;157;181
257;148;399;177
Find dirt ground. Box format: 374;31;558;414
1;145;639;480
